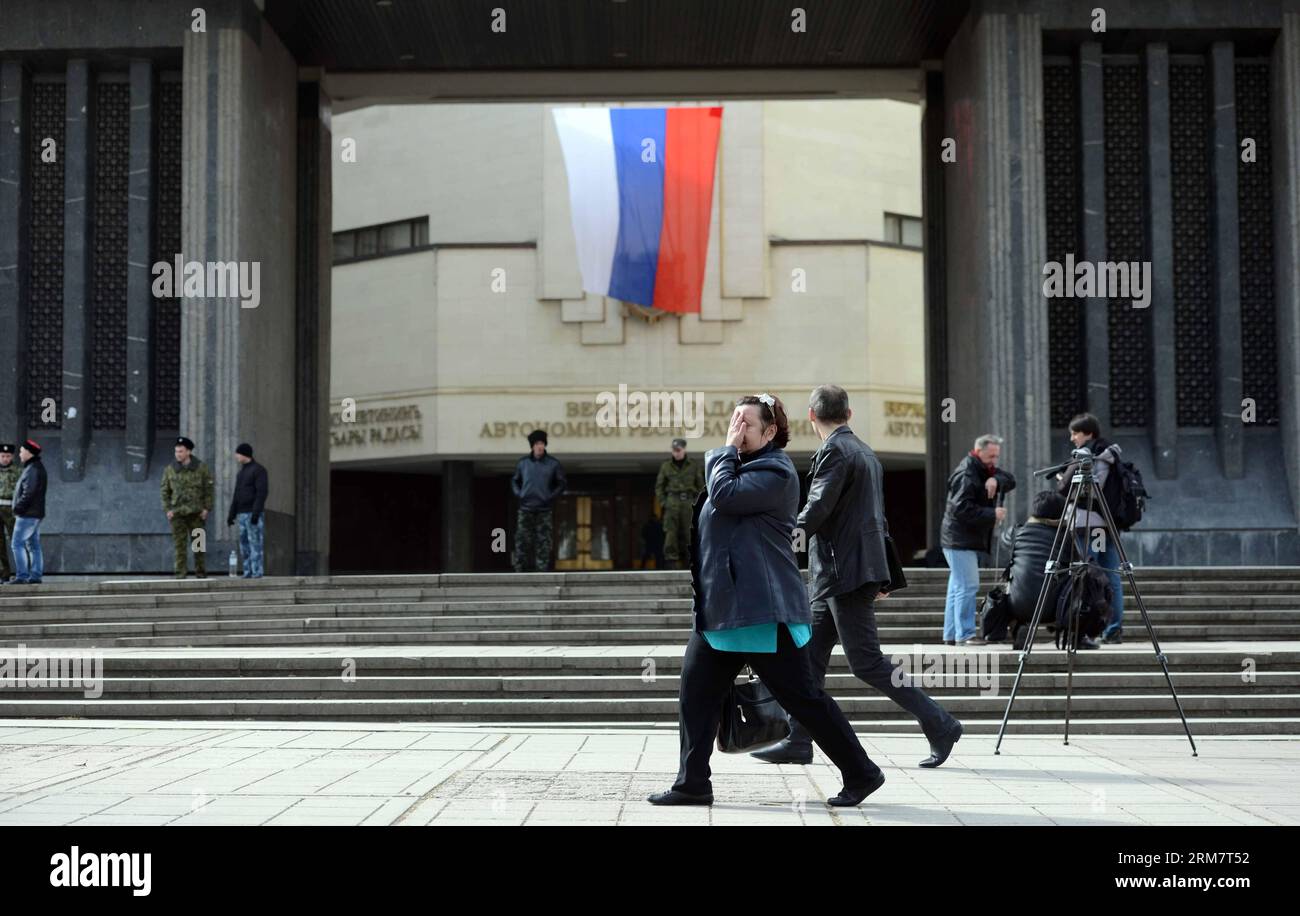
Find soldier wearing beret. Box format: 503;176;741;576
160;436;215;579
0;444;19;582
654;437;705;570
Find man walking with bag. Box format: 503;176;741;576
753;386;964;769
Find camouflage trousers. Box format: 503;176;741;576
0;508;13;579
513;508;553;572
169;513;206;576
662;498;694;569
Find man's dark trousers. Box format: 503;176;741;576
787;580;959;748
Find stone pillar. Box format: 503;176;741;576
0;61;30;440
1209;42;1243;479
181;18;299;573
1273;12;1300;529
295;79;331;575
61;59;93;480
941;6;1051;532
125;60;156;481
1144;43;1177;479
921;69;950;547
441;460;474;572
1078;41;1109;427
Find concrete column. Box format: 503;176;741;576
921;70;949;548
61;59;93;480
1209;42;1243;479
0;61;30;440
182;20;299;573
441;460;474;572
1273;13;1300;529
295;79;331;575
941;7;1051;531
1078;42;1109;427
125;60;156;481
1144;43;1177;479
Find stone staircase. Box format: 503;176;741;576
0;569;1297;735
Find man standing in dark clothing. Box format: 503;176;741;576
227;442;269;578
511;429;566;572
6;440;47;585
751;385;964;769
939;434;1017;645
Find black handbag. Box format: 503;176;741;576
880;534;908;594
716;668;790;753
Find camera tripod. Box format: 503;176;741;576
993;448;1197;755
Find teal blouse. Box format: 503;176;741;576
702;622;813;653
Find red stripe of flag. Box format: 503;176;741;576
651;107;722;314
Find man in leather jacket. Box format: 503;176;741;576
752;385;964;769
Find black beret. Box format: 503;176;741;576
176;436;195;450
0;444;13;454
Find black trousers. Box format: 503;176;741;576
673;625;879;795
788;580;959;747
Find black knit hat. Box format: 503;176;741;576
176;436;195;450
527;429;548;447
236;443;254;458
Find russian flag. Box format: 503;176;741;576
552;107;722;314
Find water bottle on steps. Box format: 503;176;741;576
228;550;238;578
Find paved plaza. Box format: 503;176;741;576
0;720;1294;826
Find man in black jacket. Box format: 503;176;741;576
1001;490;1067;644
940;434;1016;645
511;429;566;572
752;386;964;769
5;439;47;585
227;443;269;578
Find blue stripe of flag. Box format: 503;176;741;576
607;108;666;307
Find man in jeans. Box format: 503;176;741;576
752;385;964;769
511;429;566;572
6;440;47;586
226;443;269;578
940;434;1016;646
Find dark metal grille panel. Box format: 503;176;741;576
91;81;130;430
27;82;65;430
1236;60;1279;425
1170;61;1214;427
1043;60;1085;428
1104;62;1150;427
154;78;182;430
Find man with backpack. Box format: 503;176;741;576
1059;413;1133;644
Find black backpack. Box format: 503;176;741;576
1053;562;1113;649
1103;457;1149;531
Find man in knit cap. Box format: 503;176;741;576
226;442;269;578
5;440;47;585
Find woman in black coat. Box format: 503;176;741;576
647;394;885;807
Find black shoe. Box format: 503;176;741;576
647;789;713;806
750;740;813;765
920;721;963;768
1079;636;1100;650
943;640;955;646
828;770;886;807
1101;632;1123;644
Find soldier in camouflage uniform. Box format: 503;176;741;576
0;444;19;582
655;437;706;570
160;436;215;578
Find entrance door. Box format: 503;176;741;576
554;494;615;570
